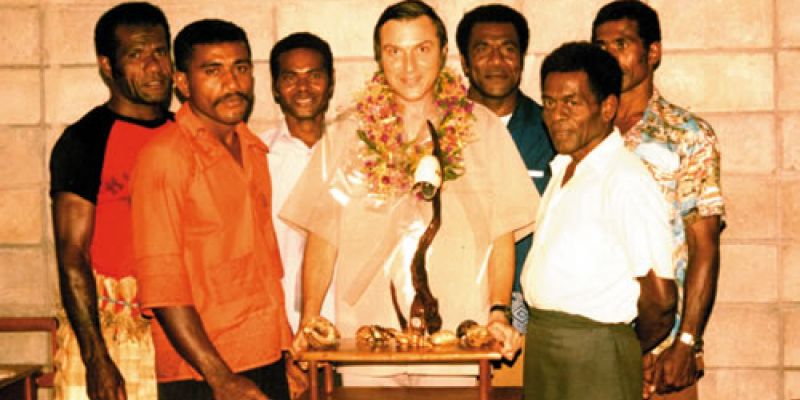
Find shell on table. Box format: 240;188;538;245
303;316;341;350
456;319;496;348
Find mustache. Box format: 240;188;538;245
213;92;253;107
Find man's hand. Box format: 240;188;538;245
642;352;656;400
207;372;268;400
653;343;700;394
290;327;310;361
86;356;126;400
487;315;522;360
285;353;309;400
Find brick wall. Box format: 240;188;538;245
0;0;797;398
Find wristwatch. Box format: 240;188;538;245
490;304;512;323
678;331;704;355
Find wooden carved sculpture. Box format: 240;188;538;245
390;120;444;336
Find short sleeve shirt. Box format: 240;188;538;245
132;103;290;382
522;130;674;324
259;122;336;332
624;89;725;344
280;103;539;336
49;106;173;280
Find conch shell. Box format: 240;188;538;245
302;316;340;349
412;154;442;201
429;329;458;346
456;320;495;348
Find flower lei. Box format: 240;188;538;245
354;67;475;200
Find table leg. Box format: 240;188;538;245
324;363;334;394
479;359;490;400
308;361;318;400
29;376;37;400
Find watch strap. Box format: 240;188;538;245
490;304;512;323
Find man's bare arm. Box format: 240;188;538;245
152;306;267;400
678;216;720;344
655;215;721;392
299;233;336;325
486;232;522;359
636;269;677;353
52;192;126;400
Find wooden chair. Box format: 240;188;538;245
0;317;58;389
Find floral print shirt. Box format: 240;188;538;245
623;89;725;349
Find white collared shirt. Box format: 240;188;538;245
260;122;335;332
521;128;673;324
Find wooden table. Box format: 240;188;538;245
299;387;522;400
298;339;502;400
0;365;42;400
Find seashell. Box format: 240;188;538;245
429;329;458;346
302;316;340;349
413;155;442;200
456;320;495;348
356;325;394;345
456;320;479;339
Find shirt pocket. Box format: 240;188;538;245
635;142;679;175
201;253;267;331
633;142;680;197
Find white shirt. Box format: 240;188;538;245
521;129;673;324
260;122;335;332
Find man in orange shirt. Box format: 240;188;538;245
131;19;292;400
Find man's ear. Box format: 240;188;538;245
326;68;336;101
646;41;662;70
601;94;619;123
98;56;113;81
271;79;280;103
174;71;190;100
460;54;470;77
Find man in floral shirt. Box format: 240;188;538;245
592;1;725;399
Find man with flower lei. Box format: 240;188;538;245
281;0;539;387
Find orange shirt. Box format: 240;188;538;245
131;103;291;382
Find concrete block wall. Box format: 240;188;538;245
0;0;795;398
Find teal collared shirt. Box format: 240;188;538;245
507;92;555;293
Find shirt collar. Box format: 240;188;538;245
550;127;624;174
649;87;663;108
260;120;291;150
176;102;267;157
507;91;529;125
627;87;666;137
264;118;322;152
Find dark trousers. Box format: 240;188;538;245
158;358;290;400
524;308;642;400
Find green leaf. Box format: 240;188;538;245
357;129;380;153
